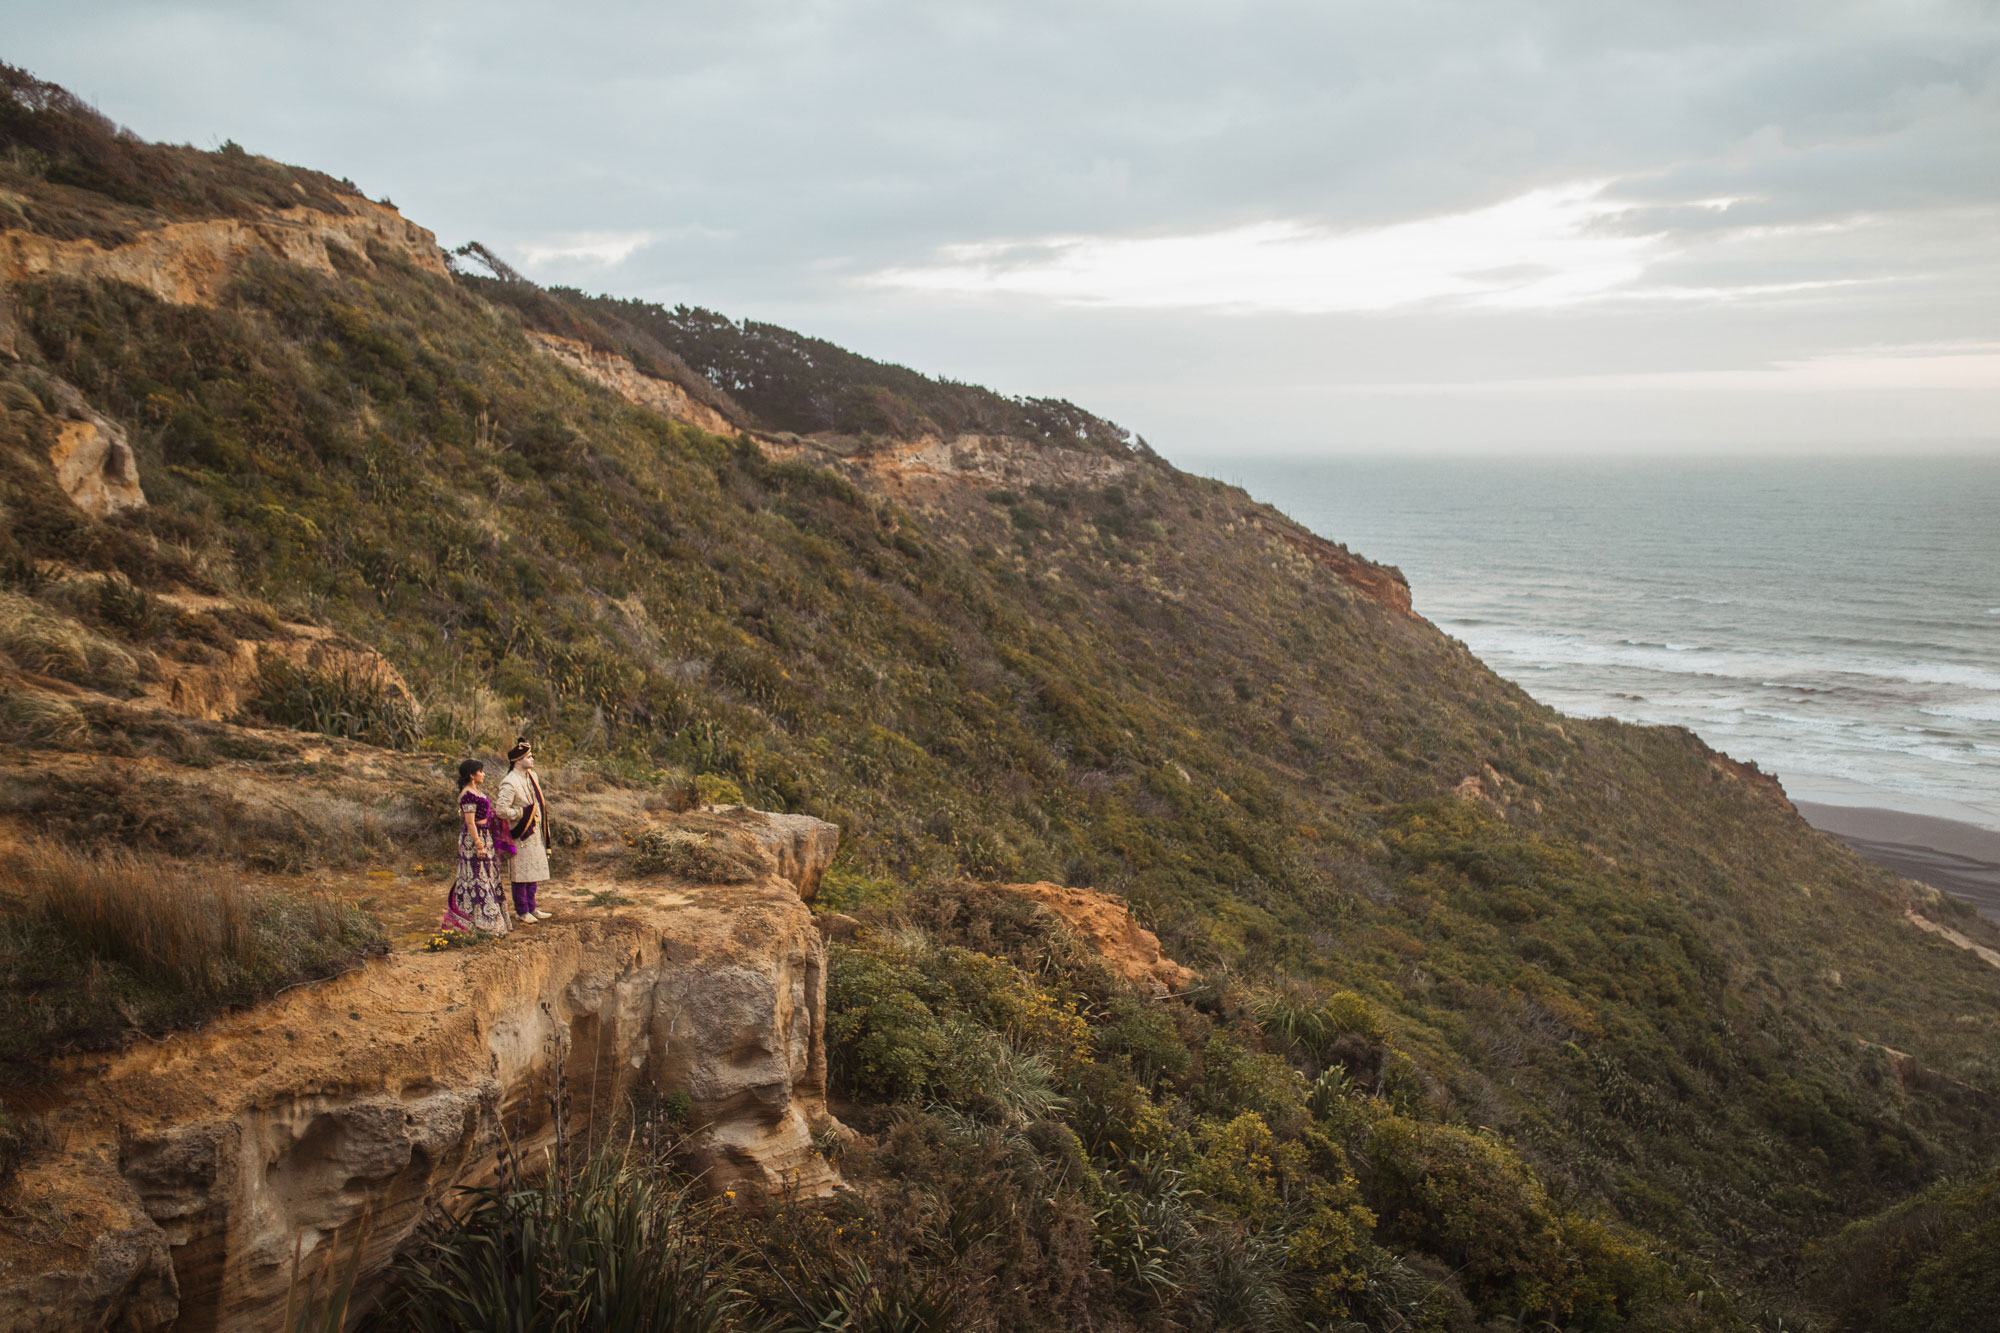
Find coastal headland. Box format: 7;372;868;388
1;62;1997;1330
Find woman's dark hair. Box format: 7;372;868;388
457;758;485;790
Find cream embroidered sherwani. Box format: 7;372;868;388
494;767;551;883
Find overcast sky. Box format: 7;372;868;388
11;1;1999;456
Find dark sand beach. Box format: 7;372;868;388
1798;802;2000;923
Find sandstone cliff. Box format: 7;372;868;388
0;200;447;310
0;812;843;1333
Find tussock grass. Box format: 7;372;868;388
22;841;261;991
379;1133;749;1333
0;587;138;689
241;653;421;750
0;841;383;1067
0;688;89;746
42;571;162;634
11;764;432;872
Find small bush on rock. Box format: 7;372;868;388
627;824;772;883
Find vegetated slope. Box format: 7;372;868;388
1804;1159;2000;1333
550;286;1141;448
2;63;1997;1329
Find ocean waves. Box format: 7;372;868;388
1446;624;2000;698
1204;454;2000;824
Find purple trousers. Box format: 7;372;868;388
512;881;540;916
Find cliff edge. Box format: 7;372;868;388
0;809;842;1333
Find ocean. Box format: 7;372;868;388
1182;454;2000;832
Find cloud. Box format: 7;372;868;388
863;183;1862;314
513;230;655;270
1309;341;2000;395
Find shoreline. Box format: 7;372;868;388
1797;802;2000;923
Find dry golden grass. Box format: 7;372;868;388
0;688;89;745
0;587;138;689
5;836;380;1032
21;840;255;991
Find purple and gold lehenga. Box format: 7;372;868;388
442;789;514;935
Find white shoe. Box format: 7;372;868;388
534;909;554;920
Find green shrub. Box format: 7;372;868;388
814;865;899;914
826;946;951;1102
1354;1113;1671;1325
1196;1032;1308;1128
1809;1165;2000;1333
1097;995;1192;1088
692;772;744;807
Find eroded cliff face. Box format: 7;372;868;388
526;331;739;436
139;592;420;725
760;428;1140;504
0;199;448;309
1001;882;1196;996
522;328;1141;502
0;817;842;1333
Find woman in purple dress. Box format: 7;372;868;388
442;759;513;935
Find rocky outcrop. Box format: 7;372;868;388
744;812;843;903
765;429;1138;502
36;375;145;517
526;331;738;435
519;330;1142;510
0;199;447;309
48;415;144;517
1001;881;1196;996
0;831;842;1332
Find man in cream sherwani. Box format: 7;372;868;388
494;738;554;922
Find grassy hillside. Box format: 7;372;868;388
2;63;1997;1330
